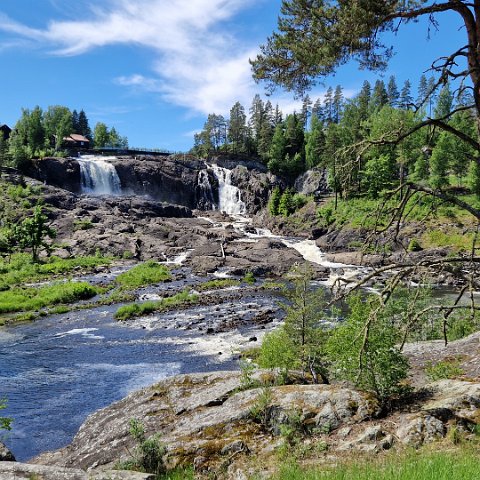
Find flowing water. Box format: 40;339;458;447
209;164;246;214
77;155;122;195
0;271;282;461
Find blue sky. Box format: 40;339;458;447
0;1;467;152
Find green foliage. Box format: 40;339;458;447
258;328;298;374
114;290;198;321
259;264;329;382
248;387;273;428
425;359;464;381
73;219;94;231
326;293;409;403
243;271;256;284
15;206;57;262
269;186;282;216
0;254;112;290
0;399;12;433
239;359;261;390
124;419;166;476
407;238;422;252
115;261;171;288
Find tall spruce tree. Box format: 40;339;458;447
387;75;399;107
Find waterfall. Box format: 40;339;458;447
77;155;122;195
197;169;216;209
210;164;246;215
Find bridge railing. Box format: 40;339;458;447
90;146;178;156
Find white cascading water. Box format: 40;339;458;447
197;169;216;209
77;155;122;195
210;164;246;215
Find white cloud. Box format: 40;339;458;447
0;0;269;115
0;1;359;117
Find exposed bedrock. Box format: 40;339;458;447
27;157;81;193
26;155;283;214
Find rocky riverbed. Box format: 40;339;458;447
2;157;480;479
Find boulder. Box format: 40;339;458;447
396;414;446;447
0;442;15;462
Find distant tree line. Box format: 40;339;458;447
192;74;479;200
0;106;128;169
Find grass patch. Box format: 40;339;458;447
0;281;101;314
318;192;479;232
115;290;198;321
421;230;475;252
0;253;113;289
272;448;480;479
115;261;171;288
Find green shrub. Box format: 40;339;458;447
0;398;12;432
407;238;422;252
327;293;410;404
73;219;94;231
243;271;256;284
269;186;282;216
425;359;464;381
126;419;166;476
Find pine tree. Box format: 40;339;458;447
332;85;344;123
300;95;312;128
311;98;323;123
399;80;413;110
434;82;454;118
249;94;265;150
268;123;286;174
305;115;325;169
417;74;429;107
323;87;334;124
371;80;389;112
72;110;80;134
387;75;399;107
78;110;92;142
228;101;247;154
357;81;371;121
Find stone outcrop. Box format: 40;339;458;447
27;157;81;193
27;368;480;478
26;154;281;214
0;462;154;479
294;167;329;198
0;442;15;462
113;156;211;209
32;371;378;473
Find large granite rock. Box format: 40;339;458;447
32;371;378;473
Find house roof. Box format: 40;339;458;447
63;134;90;143
0;124;11;131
